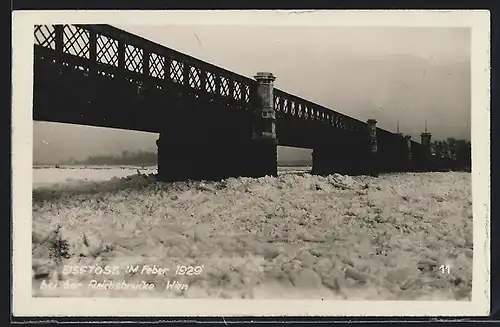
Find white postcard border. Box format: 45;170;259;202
12;10;490;317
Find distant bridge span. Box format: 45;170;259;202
33;24;433;180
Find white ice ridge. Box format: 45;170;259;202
32;167;472;300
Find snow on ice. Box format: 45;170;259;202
32;166;472;300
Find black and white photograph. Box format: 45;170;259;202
12;10;490;317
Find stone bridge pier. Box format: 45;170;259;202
311;119;377;177
404;134;414;172
367;119;379;177
156;72;278;182
420;131;433;171
393;133;413;172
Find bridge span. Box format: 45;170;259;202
33;24;434;181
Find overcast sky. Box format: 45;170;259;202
33;24;471;164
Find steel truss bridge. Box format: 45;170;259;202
33;24;434;181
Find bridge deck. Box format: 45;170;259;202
33;24;423;155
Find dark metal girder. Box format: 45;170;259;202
33;23;422;159
74;24;255;86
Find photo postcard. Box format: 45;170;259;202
11;9;491;317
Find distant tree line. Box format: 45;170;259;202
71;150;158;166
430;138;471;171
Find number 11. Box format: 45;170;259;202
440;265;451;274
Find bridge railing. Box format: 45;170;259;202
34;24;438;173
273;88;367;135
34;24;256;111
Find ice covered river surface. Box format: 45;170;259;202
32;165;472;300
